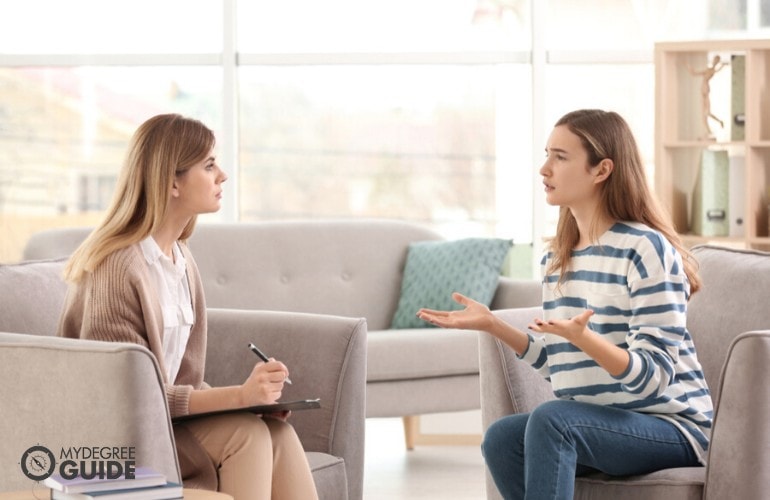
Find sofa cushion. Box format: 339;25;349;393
367;328;479;381
390;238;512;329
575;467;704;500
0;259;68;336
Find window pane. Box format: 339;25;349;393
544;65;654;158
764;0;770;27
237;65;532;241
709;0;747;30
237;0;531;53
0;1;222;54
0;67;222;262
546;1;713;50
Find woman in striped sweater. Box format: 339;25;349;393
418;109;713;500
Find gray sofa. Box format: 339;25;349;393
479;245;770;500
22;219;542;449
0;258;367;500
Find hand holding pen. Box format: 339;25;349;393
248;342;292;385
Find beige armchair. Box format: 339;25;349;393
479;245;770;499
0;258;367;500
0;332;182;491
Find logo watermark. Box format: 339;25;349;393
19;444;137;482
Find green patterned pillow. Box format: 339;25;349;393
390;238;512;329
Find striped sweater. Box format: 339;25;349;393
520;221;713;464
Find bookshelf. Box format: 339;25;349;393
654;39;770;250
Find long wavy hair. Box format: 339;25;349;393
546;109;701;294
64;114;216;283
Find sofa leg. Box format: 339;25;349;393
403;415;420;450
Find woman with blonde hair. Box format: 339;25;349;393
59;113;318;500
418;109;712;499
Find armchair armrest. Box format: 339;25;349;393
479;307;553;500
704;330;770;500
204;308;367;500
0;332;180;492
479;307;552;431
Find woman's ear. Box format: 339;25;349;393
593;158;614;184
171;180;180;198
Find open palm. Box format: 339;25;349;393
416;292;494;331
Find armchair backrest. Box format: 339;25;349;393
0;258;68;337
687;245;770;401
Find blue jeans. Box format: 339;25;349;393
481;400;700;500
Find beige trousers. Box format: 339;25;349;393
183;412;319;500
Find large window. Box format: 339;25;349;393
1;0;766;272
237;64;531;240
0;66;222;260
236;1;531;53
0;1;222;53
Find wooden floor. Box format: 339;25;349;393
363;418;488;500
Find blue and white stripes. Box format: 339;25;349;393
520;221;713;463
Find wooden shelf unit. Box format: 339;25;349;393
654;39;770;250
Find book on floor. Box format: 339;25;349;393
43;466;167;494
50;481;183;500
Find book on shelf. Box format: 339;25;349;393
728;154;746;237
171;398;321;423
50;481;183;500
43;466;167;494
731;54;745;141
691;149;729;237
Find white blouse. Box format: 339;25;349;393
139;237;194;383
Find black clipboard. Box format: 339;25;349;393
172;398;321;423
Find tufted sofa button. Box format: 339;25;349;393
280;275;290;284
216;275;227;285
341;272;351;281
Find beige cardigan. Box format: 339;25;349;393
58;242;208;418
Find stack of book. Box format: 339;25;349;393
43;466;183;499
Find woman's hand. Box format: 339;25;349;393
528;309;631;377
528;309;594;343
416;292;495;331
240;358;290;407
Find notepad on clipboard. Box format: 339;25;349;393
171;398;321;423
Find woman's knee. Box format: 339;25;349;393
482;413;528;459
530;399;568;423
263;418;303;449
526;400;584;441
482;418;506;456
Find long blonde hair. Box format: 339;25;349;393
64;114;216;283
546;109;701;294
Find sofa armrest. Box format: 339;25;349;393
204;308;367;500
479;307;553;431
704;330;770;500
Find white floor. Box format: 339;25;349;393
363;418;488;500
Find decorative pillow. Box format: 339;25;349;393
390;238;512;329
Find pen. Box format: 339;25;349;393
248;342;292;384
